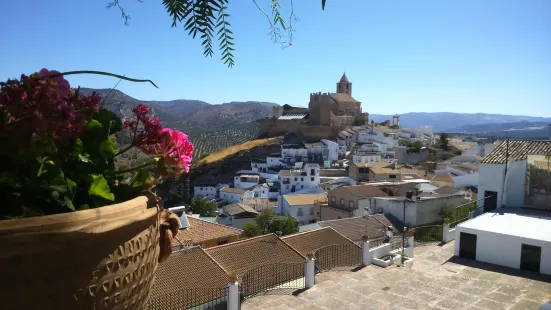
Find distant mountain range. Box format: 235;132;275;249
370;112;551;138
80;88;277;158
80;89;550;157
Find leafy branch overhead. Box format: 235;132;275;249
107;0;328;67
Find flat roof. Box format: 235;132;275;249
459;209;551;242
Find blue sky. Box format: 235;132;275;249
1;0;550;116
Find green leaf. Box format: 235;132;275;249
0;172;21;188
322;0;327;10
99;138;117;160
79;204;90;210
72;138;84;155
64;196;75;211
93;109;122;135
129;169;155;192
78;153;92;164
88;174;115;202
66;178;77;199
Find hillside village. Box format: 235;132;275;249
148;75;551;310
185;75;496;228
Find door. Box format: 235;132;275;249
520;244;541;273
484;191;497;212
459;232;477;260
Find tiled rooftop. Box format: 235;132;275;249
205;234;305;277
482;140;551;164
224;203;259;216
317;214;400;243
172;216;242;246
220;187;248;194
283;193;328;206
281;227;359;257
148;247;228;310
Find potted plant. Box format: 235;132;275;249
0;69;192;309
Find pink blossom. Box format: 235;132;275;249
148;128;193;175
132;104;150;118
38;68;70;97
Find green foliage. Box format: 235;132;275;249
189;196;218;216
242;221;262;238
199;152;211;160
439;200;476;224
439;133;450;151
251;209;298;236
406;141;423;153
109;0;328;67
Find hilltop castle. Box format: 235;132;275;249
258;74;369;140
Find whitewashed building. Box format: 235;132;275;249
281;193;327;225
233;174;260;189
193;183;229;200
278;163;321;195
219;187;248;203
217;203;259;229
251;158;268;173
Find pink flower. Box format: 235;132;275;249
132;104;150;118
38;68;70;97
149;128;193;175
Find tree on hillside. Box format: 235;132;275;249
255;209;276;233
439;133;450;151
108;0;329;67
188;196;217;216
242;221;263;238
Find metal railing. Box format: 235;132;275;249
414;225;444;245
240;262;305;298
368;237;387;249
147;287;228;310
390;239;403;251
314;244;362;273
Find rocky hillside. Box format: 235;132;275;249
79;88;277;158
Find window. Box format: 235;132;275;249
297;208;303;216
295;178;298;181
331;196;336;203
340;198;344;206
200;187;203;190
310;207;314;215
349;201;354;208
217;240;228;246
301;178;304;181
311;177;315;181
310;169;315;175
389;175;397;179
359;168;369;173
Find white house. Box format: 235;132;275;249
477;140;551;212
193;185;217;200
194;183;229;200
251;158;268;173
219;187;248;203
281;193;327;225
454;209;551;275
217;203;259;229
233;174;260;189
266;153;285;169
321;139;339;162
250;183;270;198
278;163;321;195
371;193;465;227
281;144;307;165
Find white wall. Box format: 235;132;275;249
194;186;217;199
371;198;417;227
321;139;339;161
220;192;243;203
454;226;551;275
218;216;255;229
352;154;382;164
478;161;527;209
454;172;479;188
267;156;284;168
251;162;268;172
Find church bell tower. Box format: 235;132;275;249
336;73;352;96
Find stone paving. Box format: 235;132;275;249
241;242;551;310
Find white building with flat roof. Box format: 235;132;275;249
454;209;551;275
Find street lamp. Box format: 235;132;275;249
402;190;415;265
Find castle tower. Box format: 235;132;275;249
336;73;352;96
393;115;400;128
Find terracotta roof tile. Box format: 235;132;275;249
224;203;259;216
205;234;305;277
283;193;327;206
330;184;388;199
339;73;349;83
317;214;399;243
282;227;359;256
147;247;228;310
241;198;277;211
220;187;247;194
173;216;242;246
482;140;551;164
434;186;460;195
431;173;455;183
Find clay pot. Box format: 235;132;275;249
0;194;179;310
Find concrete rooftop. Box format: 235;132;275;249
459;209;551;242
242;242;551;310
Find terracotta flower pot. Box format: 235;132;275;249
0;193;179;310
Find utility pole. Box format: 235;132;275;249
402;190;414;264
